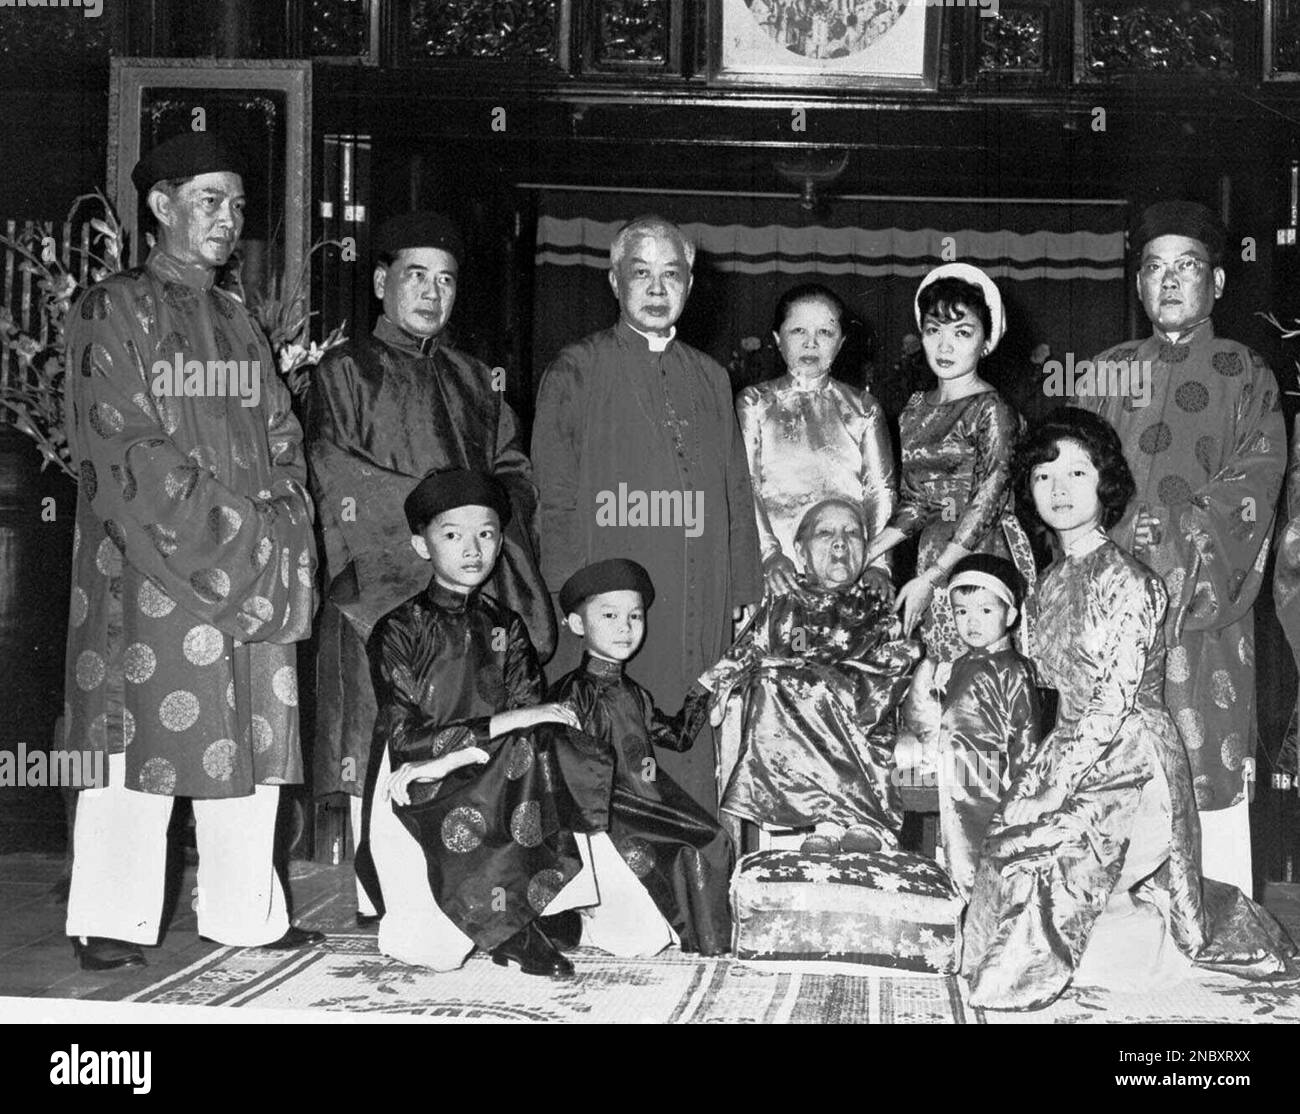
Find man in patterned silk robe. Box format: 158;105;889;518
532;215;763;812
1083;200;1286;894
63;133;322;970
306;212;554;921
1274;416;1300;788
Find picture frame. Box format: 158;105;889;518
709;0;942;90
1264;0;1300;81
107;58;312;311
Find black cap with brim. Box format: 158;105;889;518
404;469;511;534
131;132;246;195
374;211;464;267
559;559;656;617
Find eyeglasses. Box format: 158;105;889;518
1139;256;1209;278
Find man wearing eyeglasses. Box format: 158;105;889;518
1082;200;1286;896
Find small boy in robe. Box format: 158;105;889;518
358;469;605;978
548;559;734;957
934;554;1041;900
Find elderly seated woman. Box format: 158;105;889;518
700;498;921;855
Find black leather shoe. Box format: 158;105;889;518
491;921;574;978
355;912;380;928
201;925;325;949
72;936;147;972
536;910;582;950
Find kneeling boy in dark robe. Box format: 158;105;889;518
548;559;734;956
360;469;599;978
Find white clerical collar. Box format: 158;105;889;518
625;320;676;352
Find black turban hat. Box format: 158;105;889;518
1131;200;1227;265
374;211;464;266
131;132;246;195
404;469;511;534
559;559;656;617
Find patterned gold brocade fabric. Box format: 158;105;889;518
701;582;921;843
1084;321;1286;810
735;372;896;568
962;541;1298;1011
62;249;317;798
1273;415;1300;782
889;389;1035;661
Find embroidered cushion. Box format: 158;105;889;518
731;848;963;974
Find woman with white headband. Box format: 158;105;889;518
861;263;1036;662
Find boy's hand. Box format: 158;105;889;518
385;747;490;806
521;702;583;731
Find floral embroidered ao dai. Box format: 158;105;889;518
962;540;1297;1010
735;372;895;569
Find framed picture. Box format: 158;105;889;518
107;58;312;311
1264;0;1300;81
709;0;942;89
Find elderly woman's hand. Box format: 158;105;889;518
859;566;895;604
763;553;802;597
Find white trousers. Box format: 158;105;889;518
369;746;593;970
66;752;289;946
1198;798;1253;897
368;747;672;968
576;832;675;959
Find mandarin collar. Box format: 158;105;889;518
147;248;216;292
782;370;832;393
582;653;625;680
374;314;442;357
1153;317;1215;346
963;635;1013;659
424;578;476;612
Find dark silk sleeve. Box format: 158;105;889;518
370;613;492;766
502;612;545;710
641;683;711;753
306;353;433;636
545;671;615;832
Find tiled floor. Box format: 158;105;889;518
2;850;1297;1009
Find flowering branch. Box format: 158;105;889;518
0;190;126;479
1257;311;1300;398
250;237;349;398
